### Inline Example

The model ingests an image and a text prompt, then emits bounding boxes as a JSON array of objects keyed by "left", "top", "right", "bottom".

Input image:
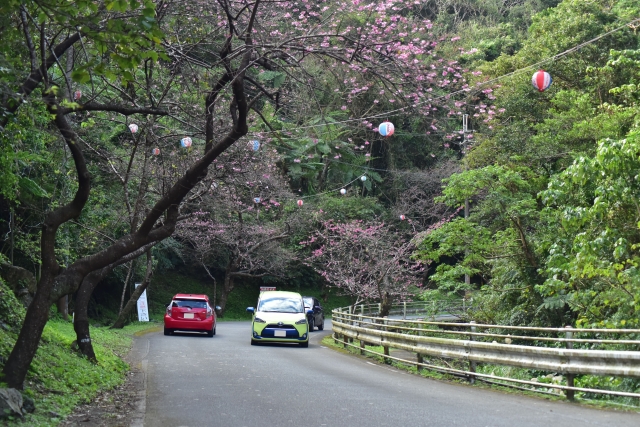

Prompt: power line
[{"left": 244, "top": 17, "right": 640, "bottom": 136}]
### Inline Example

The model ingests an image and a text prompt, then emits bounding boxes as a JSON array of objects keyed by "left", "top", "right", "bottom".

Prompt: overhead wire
[
  {"left": 245, "top": 17, "right": 640, "bottom": 203},
  {"left": 244, "top": 17, "right": 640, "bottom": 136}
]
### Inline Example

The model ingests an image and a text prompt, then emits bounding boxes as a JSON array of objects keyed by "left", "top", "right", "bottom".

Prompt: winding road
[{"left": 131, "top": 321, "right": 639, "bottom": 426}]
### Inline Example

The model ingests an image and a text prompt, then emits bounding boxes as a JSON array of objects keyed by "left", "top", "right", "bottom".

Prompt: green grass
[{"left": 0, "top": 277, "right": 157, "bottom": 426}]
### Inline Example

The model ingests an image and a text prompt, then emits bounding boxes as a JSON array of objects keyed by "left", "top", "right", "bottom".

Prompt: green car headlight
[
  {"left": 295, "top": 318, "right": 307, "bottom": 325},
  {"left": 254, "top": 317, "right": 266, "bottom": 323}
]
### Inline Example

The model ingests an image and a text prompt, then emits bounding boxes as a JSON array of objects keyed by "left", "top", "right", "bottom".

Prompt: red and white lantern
[
  {"left": 73, "top": 90, "right": 82, "bottom": 101},
  {"left": 152, "top": 148, "right": 160, "bottom": 155},
  {"left": 180, "top": 137, "right": 192, "bottom": 148},
  {"left": 297, "top": 199, "right": 304, "bottom": 207},
  {"left": 399, "top": 215, "right": 406, "bottom": 221},
  {"left": 531, "top": 69, "right": 552, "bottom": 92},
  {"left": 128, "top": 123, "right": 138, "bottom": 133}
]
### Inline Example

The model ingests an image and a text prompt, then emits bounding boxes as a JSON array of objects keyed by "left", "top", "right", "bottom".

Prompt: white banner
[{"left": 135, "top": 283, "right": 149, "bottom": 322}]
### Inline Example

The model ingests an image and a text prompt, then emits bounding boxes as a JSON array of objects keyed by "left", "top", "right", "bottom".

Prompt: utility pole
[{"left": 462, "top": 114, "right": 470, "bottom": 288}]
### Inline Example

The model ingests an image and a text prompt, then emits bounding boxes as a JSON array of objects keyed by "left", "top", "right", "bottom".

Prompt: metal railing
[{"left": 332, "top": 304, "right": 640, "bottom": 400}]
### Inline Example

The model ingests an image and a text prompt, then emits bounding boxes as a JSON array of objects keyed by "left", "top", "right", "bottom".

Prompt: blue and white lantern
[
  {"left": 249, "top": 140, "right": 260, "bottom": 151},
  {"left": 378, "top": 121, "right": 395, "bottom": 137}
]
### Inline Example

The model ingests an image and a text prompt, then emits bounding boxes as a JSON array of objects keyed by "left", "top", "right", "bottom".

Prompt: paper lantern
[
  {"left": 378, "top": 121, "right": 395, "bottom": 137},
  {"left": 360, "top": 176, "right": 367, "bottom": 182},
  {"left": 254, "top": 197, "right": 261, "bottom": 203},
  {"left": 340, "top": 188, "right": 346, "bottom": 195},
  {"left": 399, "top": 215, "right": 406, "bottom": 221},
  {"left": 531, "top": 69, "right": 552, "bottom": 92},
  {"left": 249, "top": 140, "right": 260, "bottom": 151},
  {"left": 297, "top": 200, "right": 304, "bottom": 207},
  {"left": 152, "top": 148, "right": 160, "bottom": 156},
  {"left": 128, "top": 123, "right": 138, "bottom": 133},
  {"left": 73, "top": 90, "right": 82, "bottom": 101},
  {"left": 180, "top": 137, "right": 192, "bottom": 148}
]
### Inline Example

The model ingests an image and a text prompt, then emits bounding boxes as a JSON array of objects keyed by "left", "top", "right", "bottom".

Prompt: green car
[{"left": 247, "top": 291, "right": 312, "bottom": 347}]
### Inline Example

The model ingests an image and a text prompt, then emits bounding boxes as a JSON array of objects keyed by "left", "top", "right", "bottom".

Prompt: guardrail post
[
  {"left": 383, "top": 316, "right": 390, "bottom": 364},
  {"left": 348, "top": 306, "right": 354, "bottom": 344},
  {"left": 416, "top": 321, "right": 423, "bottom": 371},
  {"left": 342, "top": 308, "right": 349, "bottom": 348},
  {"left": 333, "top": 308, "right": 340, "bottom": 344},
  {"left": 468, "top": 321, "right": 476, "bottom": 384},
  {"left": 565, "top": 326, "right": 575, "bottom": 400},
  {"left": 403, "top": 301, "right": 407, "bottom": 320}
]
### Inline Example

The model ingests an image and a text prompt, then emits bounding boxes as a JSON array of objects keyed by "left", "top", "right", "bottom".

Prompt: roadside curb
[{"left": 127, "top": 333, "right": 151, "bottom": 427}]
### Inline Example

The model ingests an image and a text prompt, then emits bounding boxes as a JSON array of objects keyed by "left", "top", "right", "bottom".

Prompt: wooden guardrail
[{"left": 332, "top": 305, "right": 640, "bottom": 400}]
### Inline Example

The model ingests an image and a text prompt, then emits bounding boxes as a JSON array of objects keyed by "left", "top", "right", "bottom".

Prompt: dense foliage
[{"left": 1, "top": 0, "right": 640, "bottom": 399}]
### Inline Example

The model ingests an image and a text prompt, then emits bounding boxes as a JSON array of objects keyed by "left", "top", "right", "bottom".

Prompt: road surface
[{"left": 132, "top": 321, "right": 639, "bottom": 426}]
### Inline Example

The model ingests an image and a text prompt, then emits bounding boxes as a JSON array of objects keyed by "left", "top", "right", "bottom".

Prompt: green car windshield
[{"left": 258, "top": 297, "right": 304, "bottom": 313}]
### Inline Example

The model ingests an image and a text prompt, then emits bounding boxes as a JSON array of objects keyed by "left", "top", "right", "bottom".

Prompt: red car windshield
[{"left": 172, "top": 299, "right": 207, "bottom": 309}]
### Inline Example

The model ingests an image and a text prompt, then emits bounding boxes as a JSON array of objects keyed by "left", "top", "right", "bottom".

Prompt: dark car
[{"left": 303, "top": 296, "right": 324, "bottom": 331}]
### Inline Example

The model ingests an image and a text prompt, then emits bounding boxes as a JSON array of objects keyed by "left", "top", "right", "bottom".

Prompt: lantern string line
[
  {"left": 238, "top": 16, "right": 640, "bottom": 135},
  {"left": 247, "top": 17, "right": 640, "bottom": 205},
  {"left": 117, "top": 17, "right": 640, "bottom": 206},
  {"left": 298, "top": 174, "right": 368, "bottom": 201}
]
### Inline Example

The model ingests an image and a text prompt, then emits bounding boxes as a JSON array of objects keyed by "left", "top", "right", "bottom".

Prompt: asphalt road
[{"left": 136, "top": 321, "right": 639, "bottom": 427}]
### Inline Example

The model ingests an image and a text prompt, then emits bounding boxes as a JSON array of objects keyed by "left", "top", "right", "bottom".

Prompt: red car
[{"left": 164, "top": 294, "right": 220, "bottom": 337}]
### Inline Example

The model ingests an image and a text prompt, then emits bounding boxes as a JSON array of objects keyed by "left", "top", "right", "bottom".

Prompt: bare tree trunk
[
  {"left": 73, "top": 271, "right": 104, "bottom": 361},
  {"left": 111, "top": 251, "right": 153, "bottom": 329},
  {"left": 118, "top": 261, "right": 135, "bottom": 315},
  {"left": 380, "top": 292, "right": 392, "bottom": 318},
  {"left": 2, "top": 2, "right": 256, "bottom": 388},
  {"left": 56, "top": 295, "right": 68, "bottom": 321},
  {"left": 218, "top": 276, "right": 234, "bottom": 316},
  {"left": 201, "top": 262, "right": 217, "bottom": 307},
  {"left": 75, "top": 243, "right": 157, "bottom": 360}
]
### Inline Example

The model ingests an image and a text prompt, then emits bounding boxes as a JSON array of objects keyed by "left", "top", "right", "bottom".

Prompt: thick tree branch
[{"left": 1, "top": 33, "right": 80, "bottom": 127}]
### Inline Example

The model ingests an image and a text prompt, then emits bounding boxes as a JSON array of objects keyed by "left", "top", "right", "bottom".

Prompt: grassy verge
[
  {"left": 1, "top": 278, "right": 158, "bottom": 426},
  {"left": 320, "top": 335, "right": 640, "bottom": 412}
]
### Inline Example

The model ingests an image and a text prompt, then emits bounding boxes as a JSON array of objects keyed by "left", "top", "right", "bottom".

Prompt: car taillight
[
  {"left": 166, "top": 306, "right": 171, "bottom": 317},
  {"left": 206, "top": 308, "right": 213, "bottom": 318}
]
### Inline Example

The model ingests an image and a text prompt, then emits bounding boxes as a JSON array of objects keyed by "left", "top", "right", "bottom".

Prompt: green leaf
[
  {"left": 19, "top": 177, "right": 49, "bottom": 198},
  {"left": 71, "top": 69, "right": 91, "bottom": 84}
]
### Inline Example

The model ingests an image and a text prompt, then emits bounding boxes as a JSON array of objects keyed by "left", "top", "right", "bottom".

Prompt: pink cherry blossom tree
[{"left": 302, "top": 220, "right": 423, "bottom": 315}]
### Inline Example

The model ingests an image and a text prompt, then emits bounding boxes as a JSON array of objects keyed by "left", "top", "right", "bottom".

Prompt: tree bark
[
  {"left": 73, "top": 271, "right": 103, "bottom": 361},
  {"left": 2, "top": 98, "right": 91, "bottom": 388},
  {"left": 0, "top": 33, "right": 80, "bottom": 128},
  {"left": 2, "top": 1, "right": 257, "bottom": 389},
  {"left": 380, "top": 291, "right": 392, "bottom": 318},
  {"left": 218, "top": 260, "right": 236, "bottom": 316},
  {"left": 111, "top": 250, "right": 153, "bottom": 329},
  {"left": 118, "top": 261, "right": 135, "bottom": 315},
  {"left": 75, "top": 243, "right": 157, "bottom": 359},
  {"left": 56, "top": 295, "right": 68, "bottom": 320}
]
